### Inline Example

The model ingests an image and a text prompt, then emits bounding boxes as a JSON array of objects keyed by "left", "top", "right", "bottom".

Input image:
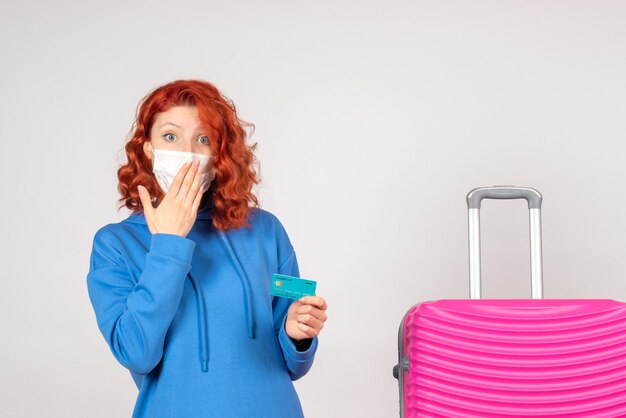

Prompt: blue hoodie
[{"left": 86, "top": 199, "right": 318, "bottom": 417}]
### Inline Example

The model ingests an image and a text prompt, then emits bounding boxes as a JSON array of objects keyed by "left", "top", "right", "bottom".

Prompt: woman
[{"left": 86, "top": 79, "right": 328, "bottom": 418}]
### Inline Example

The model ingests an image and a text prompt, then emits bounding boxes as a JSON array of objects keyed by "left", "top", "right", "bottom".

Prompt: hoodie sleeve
[
  {"left": 272, "top": 249, "right": 319, "bottom": 381},
  {"left": 86, "top": 228, "right": 196, "bottom": 376}
]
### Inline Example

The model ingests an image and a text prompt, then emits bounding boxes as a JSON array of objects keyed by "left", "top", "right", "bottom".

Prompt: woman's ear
[{"left": 143, "top": 140, "right": 153, "bottom": 162}]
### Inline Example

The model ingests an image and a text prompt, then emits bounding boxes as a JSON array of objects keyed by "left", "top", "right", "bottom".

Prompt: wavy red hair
[{"left": 116, "top": 79, "right": 260, "bottom": 231}]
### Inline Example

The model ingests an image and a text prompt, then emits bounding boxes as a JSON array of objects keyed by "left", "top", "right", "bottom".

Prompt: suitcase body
[{"left": 393, "top": 187, "right": 626, "bottom": 417}]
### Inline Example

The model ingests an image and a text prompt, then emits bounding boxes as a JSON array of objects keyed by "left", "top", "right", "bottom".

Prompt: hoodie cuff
[
  {"left": 150, "top": 233, "right": 196, "bottom": 265},
  {"left": 279, "top": 314, "right": 318, "bottom": 360},
  {"left": 291, "top": 337, "right": 313, "bottom": 351}
]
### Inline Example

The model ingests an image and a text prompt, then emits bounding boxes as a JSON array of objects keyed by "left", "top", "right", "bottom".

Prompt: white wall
[{"left": 1, "top": 1, "right": 625, "bottom": 416}]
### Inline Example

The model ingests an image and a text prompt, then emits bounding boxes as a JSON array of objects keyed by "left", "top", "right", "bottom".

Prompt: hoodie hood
[{"left": 124, "top": 196, "right": 256, "bottom": 373}]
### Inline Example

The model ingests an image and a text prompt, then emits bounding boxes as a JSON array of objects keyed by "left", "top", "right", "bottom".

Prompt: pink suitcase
[{"left": 393, "top": 186, "right": 626, "bottom": 417}]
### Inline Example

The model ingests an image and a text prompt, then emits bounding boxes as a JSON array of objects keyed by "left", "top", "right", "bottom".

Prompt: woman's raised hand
[
  {"left": 285, "top": 296, "right": 328, "bottom": 341},
  {"left": 137, "top": 159, "right": 206, "bottom": 237}
]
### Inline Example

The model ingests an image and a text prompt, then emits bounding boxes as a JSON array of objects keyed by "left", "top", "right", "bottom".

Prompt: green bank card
[{"left": 271, "top": 273, "right": 317, "bottom": 300}]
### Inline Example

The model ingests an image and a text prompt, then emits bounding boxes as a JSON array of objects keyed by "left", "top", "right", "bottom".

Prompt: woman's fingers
[
  {"left": 137, "top": 185, "right": 154, "bottom": 215},
  {"left": 176, "top": 159, "right": 200, "bottom": 201},
  {"left": 296, "top": 322, "right": 320, "bottom": 338},
  {"left": 293, "top": 295, "right": 328, "bottom": 335},
  {"left": 136, "top": 185, "right": 156, "bottom": 233},
  {"left": 285, "top": 297, "right": 328, "bottom": 340},
  {"left": 137, "top": 185, "right": 149, "bottom": 207},
  {"left": 166, "top": 160, "right": 194, "bottom": 199},
  {"left": 297, "top": 296, "right": 327, "bottom": 311},
  {"left": 185, "top": 161, "right": 204, "bottom": 209},
  {"left": 191, "top": 177, "right": 205, "bottom": 213},
  {"left": 297, "top": 305, "right": 328, "bottom": 322},
  {"left": 296, "top": 313, "right": 325, "bottom": 331}
]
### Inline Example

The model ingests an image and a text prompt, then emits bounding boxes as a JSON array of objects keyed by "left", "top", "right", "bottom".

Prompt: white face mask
[{"left": 149, "top": 142, "right": 216, "bottom": 194}]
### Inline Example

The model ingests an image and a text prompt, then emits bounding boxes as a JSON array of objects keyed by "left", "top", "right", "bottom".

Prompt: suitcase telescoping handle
[{"left": 466, "top": 186, "right": 544, "bottom": 299}]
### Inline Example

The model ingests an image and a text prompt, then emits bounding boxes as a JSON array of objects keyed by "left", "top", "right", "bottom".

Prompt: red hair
[{"left": 116, "top": 79, "right": 261, "bottom": 231}]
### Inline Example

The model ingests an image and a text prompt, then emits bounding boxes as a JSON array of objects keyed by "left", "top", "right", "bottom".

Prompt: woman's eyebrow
[
  {"left": 161, "top": 122, "right": 182, "bottom": 129},
  {"left": 160, "top": 122, "right": 205, "bottom": 132}
]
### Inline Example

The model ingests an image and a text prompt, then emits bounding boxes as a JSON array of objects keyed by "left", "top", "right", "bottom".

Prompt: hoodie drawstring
[
  {"left": 186, "top": 230, "right": 256, "bottom": 373},
  {"left": 217, "top": 231, "right": 255, "bottom": 339},
  {"left": 188, "top": 271, "right": 209, "bottom": 372}
]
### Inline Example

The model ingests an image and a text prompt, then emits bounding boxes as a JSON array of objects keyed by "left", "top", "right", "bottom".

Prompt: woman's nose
[{"left": 178, "top": 141, "right": 196, "bottom": 153}]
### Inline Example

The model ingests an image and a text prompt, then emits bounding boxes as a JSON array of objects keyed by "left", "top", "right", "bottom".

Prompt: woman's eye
[
  {"left": 198, "top": 135, "right": 209, "bottom": 144},
  {"left": 163, "top": 133, "right": 176, "bottom": 141}
]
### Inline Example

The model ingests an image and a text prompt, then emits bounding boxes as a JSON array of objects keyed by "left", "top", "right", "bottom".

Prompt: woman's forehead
[{"left": 154, "top": 105, "right": 200, "bottom": 126}]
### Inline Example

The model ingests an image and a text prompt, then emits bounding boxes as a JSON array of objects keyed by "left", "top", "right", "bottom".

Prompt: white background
[{"left": 1, "top": 1, "right": 626, "bottom": 417}]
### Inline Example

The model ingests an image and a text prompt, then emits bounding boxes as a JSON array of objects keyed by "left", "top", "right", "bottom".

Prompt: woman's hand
[
  {"left": 137, "top": 159, "right": 206, "bottom": 238},
  {"left": 285, "top": 295, "right": 328, "bottom": 341}
]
